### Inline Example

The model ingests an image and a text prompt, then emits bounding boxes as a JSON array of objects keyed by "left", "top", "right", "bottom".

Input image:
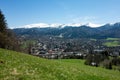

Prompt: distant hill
[
  {"left": 0, "top": 48, "right": 120, "bottom": 80},
  {"left": 13, "top": 22, "right": 120, "bottom": 39}
]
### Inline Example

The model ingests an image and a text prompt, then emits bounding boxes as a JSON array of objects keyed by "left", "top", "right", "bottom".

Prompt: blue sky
[{"left": 0, "top": 0, "right": 120, "bottom": 28}]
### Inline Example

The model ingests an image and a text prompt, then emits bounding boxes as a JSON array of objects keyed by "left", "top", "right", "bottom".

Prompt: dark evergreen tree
[
  {"left": 0, "top": 10, "right": 8, "bottom": 48},
  {"left": 0, "top": 10, "right": 7, "bottom": 34}
]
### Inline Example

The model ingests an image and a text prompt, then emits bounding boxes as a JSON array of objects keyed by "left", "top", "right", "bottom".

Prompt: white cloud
[
  {"left": 83, "top": 16, "right": 96, "bottom": 20},
  {"left": 72, "top": 16, "right": 98, "bottom": 24}
]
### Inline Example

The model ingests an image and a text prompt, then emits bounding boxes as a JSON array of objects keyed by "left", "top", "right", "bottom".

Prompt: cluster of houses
[{"left": 29, "top": 37, "right": 120, "bottom": 59}]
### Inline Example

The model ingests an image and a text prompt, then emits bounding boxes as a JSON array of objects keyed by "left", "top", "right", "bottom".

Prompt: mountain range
[
  {"left": 15, "top": 23, "right": 101, "bottom": 28},
  {"left": 13, "top": 22, "right": 120, "bottom": 39}
]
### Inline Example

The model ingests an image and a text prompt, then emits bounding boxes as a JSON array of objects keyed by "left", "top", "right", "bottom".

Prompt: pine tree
[
  {"left": 0, "top": 10, "right": 8, "bottom": 48},
  {"left": 0, "top": 10, "right": 7, "bottom": 34}
]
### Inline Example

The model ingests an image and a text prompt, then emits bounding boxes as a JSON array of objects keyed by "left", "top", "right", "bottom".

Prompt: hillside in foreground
[{"left": 0, "top": 48, "right": 120, "bottom": 80}]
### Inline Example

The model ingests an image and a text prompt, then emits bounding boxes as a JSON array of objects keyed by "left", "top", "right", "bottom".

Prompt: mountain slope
[
  {"left": 13, "top": 22, "right": 120, "bottom": 39},
  {"left": 13, "top": 26, "right": 99, "bottom": 38},
  {"left": 0, "top": 48, "right": 120, "bottom": 80},
  {"left": 95, "top": 22, "right": 120, "bottom": 38}
]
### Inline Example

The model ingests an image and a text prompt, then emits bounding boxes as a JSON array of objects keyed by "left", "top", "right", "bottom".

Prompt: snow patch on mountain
[
  {"left": 17, "top": 23, "right": 103, "bottom": 29},
  {"left": 86, "top": 23, "right": 103, "bottom": 27},
  {"left": 19, "top": 23, "right": 49, "bottom": 28},
  {"left": 62, "top": 23, "right": 82, "bottom": 27}
]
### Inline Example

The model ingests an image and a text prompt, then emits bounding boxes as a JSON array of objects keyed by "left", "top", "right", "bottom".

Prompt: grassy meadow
[
  {"left": 0, "top": 48, "right": 120, "bottom": 80},
  {"left": 103, "top": 41, "right": 120, "bottom": 47},
  {"left": 103, "top": 38, "right": 120, "bottom": 47}
]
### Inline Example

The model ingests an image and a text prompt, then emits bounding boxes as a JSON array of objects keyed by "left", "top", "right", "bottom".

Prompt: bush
[
  {"left": 85, "top": 53, "right": 109, "bottom": 67},
  {"left": 112, "top": 57, "right": 120, "bottom": 66},
  {"left": 84, "top": 54, "right": 93, "bottom": 65},
  {"left": 101, "top": 59, "right": 112, "bottom": 69},
  {"left": 85, "top": 54, "right": 102, "bottom": 67}
]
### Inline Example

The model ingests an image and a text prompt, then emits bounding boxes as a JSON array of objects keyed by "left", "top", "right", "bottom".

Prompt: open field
[
  {"left": 106, "top": 38, "right": 120, "bottom": 41},
  {"left": 0, "top": 48, "right": 120, "bottom": 80},
  {"left": 103, "top": 41, "right": 120, "bottom": 47}
]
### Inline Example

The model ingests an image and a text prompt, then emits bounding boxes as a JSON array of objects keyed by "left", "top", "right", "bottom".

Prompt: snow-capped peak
[
  {"left": 63, "top": 23, "right": 82, "bottom": 27},
  {"left": 86, "top": 23, "right": 103, "bottom": 27},
  {"left": 16, "top": 22, "right": 103, "bottom": 29},
  {"left": 49, "top": 23, "right": 62, "bottom": 28},
  {"left": 19, "top": 23, "right": 50, "bottom": 28},
  {"left": 18, "top": 23, "right": 82, "bottom": 29}
]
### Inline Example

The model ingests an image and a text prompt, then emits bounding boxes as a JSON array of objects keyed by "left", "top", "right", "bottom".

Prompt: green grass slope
[{"left": 0, "top": 48, "right": 120, "bottom": 80}]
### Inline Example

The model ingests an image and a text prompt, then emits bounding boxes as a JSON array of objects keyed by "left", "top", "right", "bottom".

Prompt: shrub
[
  {"left": 101, "top": 59, "right": 112, "bottom": 69},
  {"left": 112, "top": 57, "right": 120, "bottom": 66},
  {"left": 85, "top": 53, "right": 109, "bottom": 67}
]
